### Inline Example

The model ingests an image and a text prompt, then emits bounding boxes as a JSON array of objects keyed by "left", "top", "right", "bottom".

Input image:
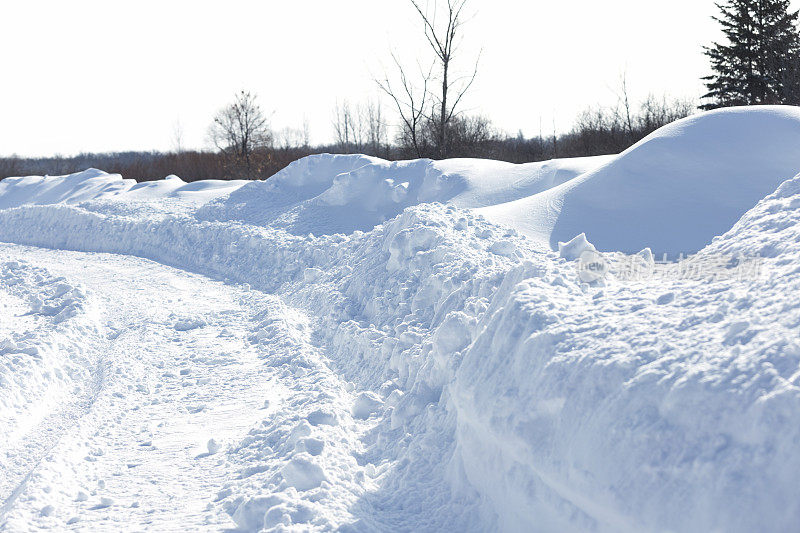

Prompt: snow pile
[
  {"left": 120, "top": 175, "right": 247, "bottom": 202},
  {"left": 197, "top": 153, "right": 609, "bottom": 235},
  {"left": 0, "top": 169, "right": 248, "bottom": 212},
  {"left": 5, "top": 106, "right": 800, "bottom": 255},
  {"left": 705, "top": 171, "right": 800, "bottom": 261},
  {"left": 0, "top": 200, "right": 532, "bottom": 529},
  {"left": 0, "top": 169, "right": 134, "bottom": 209},
  {"left": 481, "top": 106, "right": 800, "bottom": 254},
  {"left": 0, "top": 155, "right": 609, "bottom": 238},
  {"left": 0, "top": 261, "right": 100, "bottom": 439},
  {"left": 557, "top": 232, "right": 597, "bottom": 260},
  {"left": 197, "top": 157, "right": 463, "bottom": 235}
]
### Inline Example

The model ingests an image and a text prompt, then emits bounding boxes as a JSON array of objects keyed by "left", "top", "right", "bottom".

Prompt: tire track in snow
[
  {"left": 0, "top": 357, "right": 106, "bottom": 523},
  {"left": 0, "top": 203, "right": 532, "bottom": 530},
  {"left": 0, "top": 244, "right": 374, "bottom": 531},
  {"left": 0, "top": 257, "right": 107, "bottom": 521},
  {"left": 0, "top": 245, "right": 287, "bottom": 529}
]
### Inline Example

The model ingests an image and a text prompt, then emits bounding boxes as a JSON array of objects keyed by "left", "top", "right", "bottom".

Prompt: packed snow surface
[{"left": 1, "top": 106, "right": 800, "bottom": 532}]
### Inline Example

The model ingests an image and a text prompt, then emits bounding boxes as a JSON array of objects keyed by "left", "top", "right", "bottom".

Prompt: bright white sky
[{"left": 2, "top": 0, "right": 798, "bottom": 157}]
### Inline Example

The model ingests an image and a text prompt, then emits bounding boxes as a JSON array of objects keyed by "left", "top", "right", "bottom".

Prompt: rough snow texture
[
  {"left": 1, "top": 107, "right": 800, "bottom": 532},
  {"left": 0, "top": 260, "right": 101, "bottom": 454}
]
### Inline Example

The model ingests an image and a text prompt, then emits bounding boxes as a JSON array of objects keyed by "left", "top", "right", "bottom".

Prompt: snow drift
[
  {"left": 0, "top": 168, "right": 247, "bottom": 210},
  {"left": 121, "top": 174, "right": 247, "bottom": 201},
  {"left": 1, "top": 106, "right": 800, "bottom": 531},
  {"left": 196, "top": 153, "right": 610, "bottom": 235},
  {"left": 7, "top": 106, "right": 800, "bottom": 255},
  {"left": 0, "top": 169, "right": 134, "bottom": 209},
  {"left": 481, "top": 105, "right": 800, "bottom": 254}
]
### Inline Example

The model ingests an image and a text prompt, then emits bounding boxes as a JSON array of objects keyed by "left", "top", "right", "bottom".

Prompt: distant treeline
[{"left": 0, "top": 95, "right": 692, "bottom": 182}]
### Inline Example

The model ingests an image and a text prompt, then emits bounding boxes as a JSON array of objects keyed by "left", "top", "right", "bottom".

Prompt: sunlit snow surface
[{"left": 1, "top": 106, "right": 800, "bottom": 531}]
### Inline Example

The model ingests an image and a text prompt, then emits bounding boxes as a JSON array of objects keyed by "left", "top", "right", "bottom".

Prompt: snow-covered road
[{"left": 0, "top": 244, "right": 370, "bottom": 530}]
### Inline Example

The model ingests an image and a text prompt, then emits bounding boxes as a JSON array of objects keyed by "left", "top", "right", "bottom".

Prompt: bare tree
[
  {"left": 276, "top": 126, "right": 308, "bottom": 150},
  {"left": 377, "top": 53, "right": 432, "bottom": 157},
  {"left": 364, "top": 100, "right": 388, "bottom": 154},
  {"left": 171, "top": 118, "right": 184, "bottom": 154},
  {"left": 301, "top": 117, "right": 311, "bottom": 148},
  {"left": 552, "top": 117, "right": 558, "bottom": 158},
  {"left": 333, "top": 99, "right": 388, "bottom": 154},
  {"left": 409, "top": 0, "right": 480, "bottom": 158},
  {"left": 445, "top": 114, "right": 495, "bottom": 156},
  {"left": 209, "top": 90, "right": 272, "bottom": 175},
  {"left": 333, "top": 100, "right": 360, "bottom": 150},
  {"left": 636, "top": 95, "right": 695, "bottom": 135},
  {"left": 616, "top": 72, "right": 635, "bottom": 140}
]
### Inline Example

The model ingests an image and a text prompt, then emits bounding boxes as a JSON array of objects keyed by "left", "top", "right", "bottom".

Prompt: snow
[
  {"left": 281, "top": 455, "right": 327, "bottom": 491},
  {"left": 351, "top": 391, "right": 384, "bottom": 420},
  {"left": 1, "top": 106, "right": 800, "bottom": 531},
  {"left": 557, "top": 232, "right": 596, "bottom": 260},
  {"left": 0, "top": 169, "right": 134, "bottom": 209},
  {"left": 481, "top": 105, "right": 800, "bottom": 254},
  {"left": 0, "top": 168, "right": 248, "bottom": 211},
  {"left": 0, "top": 260, "right": 100, "bottom": 452},
  {"left": 122, "top": 175, "right": 248, "bottom": 202},
  {"left": 195, "top": 153, "right": 610, "bottom": 235}
]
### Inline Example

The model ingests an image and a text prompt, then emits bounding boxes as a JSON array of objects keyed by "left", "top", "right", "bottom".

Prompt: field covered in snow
[{"left": 1, "top": 106, "right": 800, "bottom": 532}]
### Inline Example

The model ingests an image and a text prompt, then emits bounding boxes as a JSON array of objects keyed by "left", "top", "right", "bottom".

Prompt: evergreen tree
[{"left": 702, "top": 0, "right": 800, "bottom": 109}]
